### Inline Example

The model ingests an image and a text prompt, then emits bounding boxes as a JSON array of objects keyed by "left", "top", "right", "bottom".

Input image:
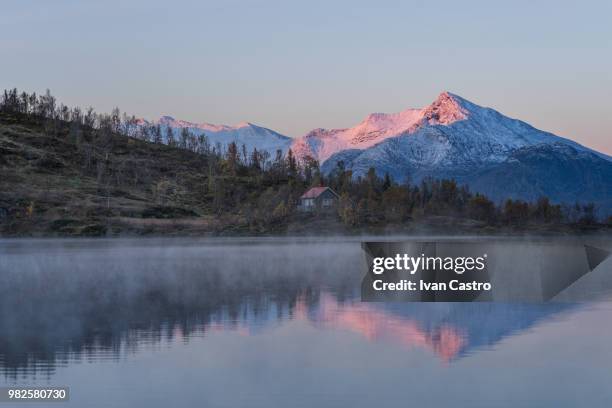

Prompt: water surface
[{"left": 1, "top": 237, "right": 611, "bottom": 407}]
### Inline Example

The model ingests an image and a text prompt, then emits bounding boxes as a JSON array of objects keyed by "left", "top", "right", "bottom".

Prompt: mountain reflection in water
[{"left": 0, "top": 238, "right": 589, "bottom": 381}]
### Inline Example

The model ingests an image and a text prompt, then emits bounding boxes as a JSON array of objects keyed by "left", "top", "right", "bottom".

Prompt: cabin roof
[{"left": 300, "top": 186, "right": 339, "bottom": 199}]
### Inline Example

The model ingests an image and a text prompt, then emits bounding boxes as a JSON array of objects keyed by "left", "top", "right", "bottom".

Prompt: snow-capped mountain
[
  {"left": 292, "top": 92, "right": 612, "bottom": 211},
  {"left": 293, "top": 92, "right": 608, "bottom": 165},
  {"left": 140, "top": 116, "right": 292, "bottom": 155},
  {"left": 291, "top": 92, "right": 472, "bottom": 163},
  {"left": 138, "top": 93, "right": 611, "bottom": 210},
  {"left": 290, "top": 108, "right": 424, "bottom": 162}
]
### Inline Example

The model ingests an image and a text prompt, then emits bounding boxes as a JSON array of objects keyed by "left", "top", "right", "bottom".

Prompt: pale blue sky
[{"left": 2, "top": 0, "right": 611, "bottom": 153}]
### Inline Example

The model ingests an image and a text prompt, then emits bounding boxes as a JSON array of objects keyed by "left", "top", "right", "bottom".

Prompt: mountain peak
[
  {"left": 421, "top": 91, "right": 469, "bottom": 125},
  {"left": 235, "top": 121, "right": 253, "bottom": 129}
]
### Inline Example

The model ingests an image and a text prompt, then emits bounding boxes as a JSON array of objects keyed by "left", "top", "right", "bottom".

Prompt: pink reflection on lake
[{"left": 310, "top": 294, "right": 466, "bottom": 362}]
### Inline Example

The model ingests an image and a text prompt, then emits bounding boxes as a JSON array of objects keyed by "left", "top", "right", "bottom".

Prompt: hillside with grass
[{"left": 0, "top": 108, "right": 313, "bottom": 236}]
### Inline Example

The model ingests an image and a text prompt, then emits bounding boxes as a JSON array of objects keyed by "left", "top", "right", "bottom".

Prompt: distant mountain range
[
  {"left": 146, "top": 92, "right": 612, "bottom": 210},
  {"left": 137, "top": 115, "right": 292, "bottom": 156}
]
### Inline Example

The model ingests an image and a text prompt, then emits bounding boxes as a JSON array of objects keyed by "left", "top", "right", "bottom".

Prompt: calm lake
[{"left": 1, "top": 237, "right": 612, "bottom": 407}]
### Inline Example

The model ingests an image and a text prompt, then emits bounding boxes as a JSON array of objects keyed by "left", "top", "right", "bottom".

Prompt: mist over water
[{"left": 1, "top": 237, "right": 612, "bottom": 407}]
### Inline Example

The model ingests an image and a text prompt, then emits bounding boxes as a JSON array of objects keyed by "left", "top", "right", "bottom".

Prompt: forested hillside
[{"left": 0, "top": 89, "right": 609, "bottom": 236}]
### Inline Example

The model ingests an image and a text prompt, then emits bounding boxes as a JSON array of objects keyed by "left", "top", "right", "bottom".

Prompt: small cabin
[{"left": 299, "top": 187, "right": 339, "bottom": 212}]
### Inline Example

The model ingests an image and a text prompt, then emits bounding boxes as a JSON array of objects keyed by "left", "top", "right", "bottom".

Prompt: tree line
[
  {"left": 325, "top": 162, "right": 600, "bottom": 227},
  {"left": 1, "top": 88, "right": 607, "bottom": 230}
]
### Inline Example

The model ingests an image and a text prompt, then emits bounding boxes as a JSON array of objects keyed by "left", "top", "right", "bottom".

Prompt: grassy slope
[
  {"left": 0, "top": 113, "right": 233, "bottom": 236},
  {"left": 0, "top": 113, "right": 357, "bottom": 236}
]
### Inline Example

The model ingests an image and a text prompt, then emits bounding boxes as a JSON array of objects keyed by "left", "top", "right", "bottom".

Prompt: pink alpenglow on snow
[{"left": 289, "top": 92, "right": 470, "bottom": 162}]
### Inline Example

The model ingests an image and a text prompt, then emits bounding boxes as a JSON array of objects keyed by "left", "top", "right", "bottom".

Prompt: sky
[{"left": 1, "top": 0, "right": 611, "bottom": 154}]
